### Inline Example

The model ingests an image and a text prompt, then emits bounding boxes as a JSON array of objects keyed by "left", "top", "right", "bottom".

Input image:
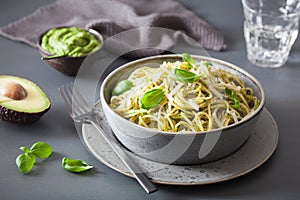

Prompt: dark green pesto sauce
[{"left": 41, "top": 27, "right": 100, "bottom": 57}]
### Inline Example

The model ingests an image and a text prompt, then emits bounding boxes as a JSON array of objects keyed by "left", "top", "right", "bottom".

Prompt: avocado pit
[{"left": 0, "top": 82, "right": 27, "bottom": 100}]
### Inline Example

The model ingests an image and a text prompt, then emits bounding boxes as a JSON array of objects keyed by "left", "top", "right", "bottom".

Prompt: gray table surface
[{"left": 1, "top": 0, "right": 300, "bottom": 199}]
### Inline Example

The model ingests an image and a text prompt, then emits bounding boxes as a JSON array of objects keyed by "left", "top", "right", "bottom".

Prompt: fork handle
[{"left": 88, "top": 119, "right": 158, "bottom": 194}]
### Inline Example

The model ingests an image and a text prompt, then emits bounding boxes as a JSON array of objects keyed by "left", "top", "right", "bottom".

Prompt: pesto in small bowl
[{"left": 41, "top": 27, "right": 100, "bottom": 57}]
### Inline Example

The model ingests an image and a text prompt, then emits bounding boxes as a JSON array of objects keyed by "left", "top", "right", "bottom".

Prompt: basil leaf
[
  {"left": 112, "top": 80, "right": 133, "bottom": 96},
  {"left": 140, "top": 89, "right": 164, "bottom": 110},
  {"left": 16, "top": 153, "right": 36, "bottom": 173},
  {"left": 182, "top": 53, "right": 194, "bottom": 69},
  {"left": 225, "top": 88, "right": 233, "bottom": 96},
  {"left": 30, "top": 142, "right": 52, "bottom": 159},
  {"left": 232, "top": 99, "right": 240, "bottom": 110},
  {"left": 182, "top": 53, "right": 194, "bottom": 64},
  {"left": 174, "top": 69, "right": 200, "bottom": 83},
  {"left": 225, "top": 88, "right": 240, "bottom": 110},
  {"left": 203, "top": 61, "right": 212, "bottom": 68},
  {"left": 62, "top": 157, "right": 93, "bottom": 173},
  {"left": 19, "top": 146, "right": 29, "bottom": 153}
]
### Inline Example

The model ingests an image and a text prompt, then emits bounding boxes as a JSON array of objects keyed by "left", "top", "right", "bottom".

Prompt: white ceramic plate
[{"left": 82, "top": 107, "right": 278, "bottom": 185}]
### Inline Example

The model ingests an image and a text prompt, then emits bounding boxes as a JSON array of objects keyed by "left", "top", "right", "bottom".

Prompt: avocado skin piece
[{"left": 0, "top": 105, "right": 50, "bottom": 124}]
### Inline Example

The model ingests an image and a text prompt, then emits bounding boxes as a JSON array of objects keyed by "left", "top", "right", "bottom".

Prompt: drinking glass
[{"left": 242, "top": 0, "right": 300, "bottom": 68}]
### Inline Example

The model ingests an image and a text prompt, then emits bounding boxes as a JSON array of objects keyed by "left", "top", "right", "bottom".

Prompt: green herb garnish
[
  {"left": 16, "top": 142, "right": 52, "bottom": 173},
  {"left": 225, "top": 88, "right": 240, "bottom": 110},
  {"left": 62, "top": 157, "right": 93, "bottom": 173},
  {"left": 16, "top": 153, "right": 36, "bottom": 173},
  {"left": 182, "top": 53, "right": 194, "bottom": 69},
  {"left": 29, "top": 141, "right": 53, "bottom": 158},
  {"left": 140, "top": 88, "right": 164, "bottom": 110},
  {"left": 175, "top": 69, "right": 200, "bottom": 83},
  {"left": 112, "top": 80, "right": 133, "bottom": 96},
  {"left": 203, "top": 61, "right": 212, "bottom": 68}
]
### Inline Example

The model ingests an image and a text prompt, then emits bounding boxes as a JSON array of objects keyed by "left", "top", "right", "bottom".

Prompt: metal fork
[{"left": 59, "top": 83, "right": 157, "bottom": 194}]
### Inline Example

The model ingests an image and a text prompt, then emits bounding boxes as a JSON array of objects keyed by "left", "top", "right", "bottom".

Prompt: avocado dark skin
[{"left": 0, "top": 105, "right": 50, "bottom": 124}]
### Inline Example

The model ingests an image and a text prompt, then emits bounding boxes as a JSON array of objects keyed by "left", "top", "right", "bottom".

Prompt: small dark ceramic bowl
[
  {"left": 100, "top": 54, "right": 265, "bottom": 165},
  {"left": 37, "top": 27, "right": 103, "bottom": 76}
]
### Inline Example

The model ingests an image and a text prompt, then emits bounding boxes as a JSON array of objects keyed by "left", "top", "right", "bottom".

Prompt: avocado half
[{"left": 0, "top": 75, "right": 50, "bottom": 124}]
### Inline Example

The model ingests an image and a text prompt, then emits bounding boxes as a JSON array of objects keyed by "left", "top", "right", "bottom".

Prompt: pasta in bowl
[{"left": 100, "top": 54, "right": 265, "bottom": 164}]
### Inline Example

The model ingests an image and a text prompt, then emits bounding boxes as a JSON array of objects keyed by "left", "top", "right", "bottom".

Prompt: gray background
[{"left": 0, "top": 0, "right": 299, "bottom": 199}]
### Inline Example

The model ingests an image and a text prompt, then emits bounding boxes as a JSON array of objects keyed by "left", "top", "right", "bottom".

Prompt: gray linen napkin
[{"left": 0, "top": 0, "right": 226, "bottom": 58}]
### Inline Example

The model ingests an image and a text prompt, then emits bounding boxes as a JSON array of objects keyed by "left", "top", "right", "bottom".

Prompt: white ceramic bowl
[{"left": 100, "top": 54, "right": 265, "bottom": 165}]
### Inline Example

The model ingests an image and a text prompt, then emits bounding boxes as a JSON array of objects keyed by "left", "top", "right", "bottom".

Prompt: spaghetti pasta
[{"left": 109, "top": 56, "right": 260, "bottom": 132}]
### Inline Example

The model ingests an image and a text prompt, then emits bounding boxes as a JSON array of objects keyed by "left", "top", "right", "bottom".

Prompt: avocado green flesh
[
  {"left": 41, "top": 27, "right": 100, "bottom": 57},
  {"left": 0, "top": 75, "right": 50, "bottom": 123}
]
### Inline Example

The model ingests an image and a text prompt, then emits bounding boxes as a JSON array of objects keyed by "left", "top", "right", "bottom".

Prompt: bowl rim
[
  {"left": 37, "top": 26, "right": 103, "bottom": 59},
  {"left": 100, "top": 54, "right": 265, "bottom": 136}
]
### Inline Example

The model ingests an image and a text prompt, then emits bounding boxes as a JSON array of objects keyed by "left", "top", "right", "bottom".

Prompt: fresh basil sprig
[
  {"left": 140, "top": 88, "right": 164, "bottom": 110},
  {"left": 16, "top": 142, "right": 52, "bottom": 173},
  {"left": 182, "top": 53, "right": 194, "bottom": 69},
  {"left": 225, "top": 88, "right": 240, "bottom": 110},
  {"left": 174, "top": 69, "right": 200, "bottom": 83},
  {"left": 112, "top": 80, "right": 133, "bottom": 96},
  {"left": 62, "top": 157, "right": 93, "bottom": 173}
]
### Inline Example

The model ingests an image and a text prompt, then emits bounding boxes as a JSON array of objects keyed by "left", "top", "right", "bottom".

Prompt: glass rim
[{"left": 241, "top": 0, "right": 300, "bottom": 18}]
